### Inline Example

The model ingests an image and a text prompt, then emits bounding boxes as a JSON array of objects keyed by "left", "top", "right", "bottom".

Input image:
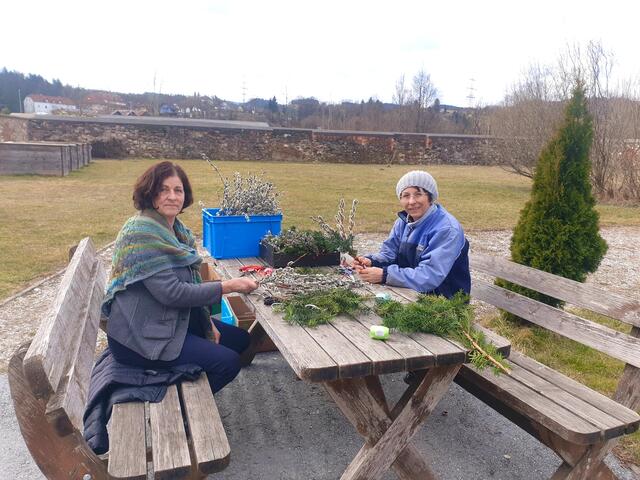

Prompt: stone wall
[
  {"left": 0, "top": 114, "right": 502, "bottom": 165},
  {"left": 0, "top": 116, "right": 29, "bottom": 142}
]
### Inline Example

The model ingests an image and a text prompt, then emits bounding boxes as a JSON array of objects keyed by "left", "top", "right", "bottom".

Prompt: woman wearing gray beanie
[{"left": 352, "top": 170, "right": 470, "bottom": 298}]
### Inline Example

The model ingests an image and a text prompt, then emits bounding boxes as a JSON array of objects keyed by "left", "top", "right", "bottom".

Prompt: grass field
[
  {"left": 2, "top": 158, "right": 639, "bottom": 300},
  {"left": 1, "top": 158, "right": 639, "bottom": 464}
]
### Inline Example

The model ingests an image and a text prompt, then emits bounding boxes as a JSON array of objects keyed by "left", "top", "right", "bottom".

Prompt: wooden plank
[
  {"left": 472, "top": 279, "right": 640, "bottom": 368},
  {"left": 180, "top": 374, "right": 230, "bottom": 474},
  {"left": 511, "top": 351, "right": 640, "bottom": 430},
  {"left": 303, "top": 320, "right": 373, "bottom": 379},
  {"left": 409, "top": 332, "right": 467, "bottom": 365},
  {"left": 45, "top": 259, "right": 106, "bottom": 435},
  {"left": 330, "top": 315, "right": 405, "bottom": 376},
  {"left": 108, "top": 402, "right": 147, "bottom": 480},
  {"left": 24, "top": 237, "right": 97, "bottom": 398},
  {"left": 217, "top": 258, "right": 338, "bottom": 382},
  {"left": 508, "top": 361, "right": 629, "bottom": 433},
  {"left": 474, "top": 324, "right": 511, "bottom": 357},
  {"left": 351, "top": 311, "right": 436, "bottom": 372},
  {"left": 8, "top": 342, "right": 109, "bottom": 480},
  {"left": 471, "top": 253, "right": 640, "bottom": 327},
  {"left": 458, "top": 362, "right": 607, "bottom": 445},
  {"left": 149, "top": 385, "right": 191, "bottom": 479}
]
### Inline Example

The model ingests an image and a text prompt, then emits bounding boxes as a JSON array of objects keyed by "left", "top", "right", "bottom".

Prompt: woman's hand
[
  {"left": 221, "top": 277, "right": 259, "bottom": 294},
  {"left": 357, "top": 266, "right": 384, "bottom": 284},
  {"left": 352, "top": 256, "right": 372, "bottom": 270}
]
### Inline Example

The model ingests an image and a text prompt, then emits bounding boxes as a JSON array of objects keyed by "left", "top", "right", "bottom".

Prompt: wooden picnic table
[{"left": 216, "top": 257, "right": 511, "bottom": 480}]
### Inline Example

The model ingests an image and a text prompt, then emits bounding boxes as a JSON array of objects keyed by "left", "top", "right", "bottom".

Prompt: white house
[{"left": 23, "top": 94, "right": 77, "bottom": 114}]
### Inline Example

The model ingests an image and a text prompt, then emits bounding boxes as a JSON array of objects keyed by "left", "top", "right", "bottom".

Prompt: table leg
[
  {"left": 325, "top": 365, "right": 460, "bottom": 480},
  {"left": 239, "top": 320, "right": 267, "bottom": 367}
]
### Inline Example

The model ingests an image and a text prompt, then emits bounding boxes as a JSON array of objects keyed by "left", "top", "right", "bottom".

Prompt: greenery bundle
[
  {"left": 501, "top": 84, "right": 607, "bottom": 309},
  {"left": 375, "top": 292, "right": 509, "bottom": 374},
  {"left": 262, "top": 227, "right": 344, "bottom": 257},
  {"left": 274, "top": 287, "right": 508, "bottom": 374},
  {"left": 275, "top": 288, "right": 367, "bottom": 327}
]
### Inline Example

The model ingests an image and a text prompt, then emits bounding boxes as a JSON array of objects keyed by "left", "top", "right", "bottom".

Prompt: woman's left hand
[
  {"left": 210, "top": 320, "right": 221, "bottom": 344},
  {"left": 357, "top": 266, "right": 384, "bottom": 284}
]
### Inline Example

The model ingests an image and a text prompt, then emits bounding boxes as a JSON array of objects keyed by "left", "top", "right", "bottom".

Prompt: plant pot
[
  {"left": 259, "top": 241, "right": 340, "bottom": 268},
  {"left": 202, "top": 208, "right": 282, "bottom": 259}
]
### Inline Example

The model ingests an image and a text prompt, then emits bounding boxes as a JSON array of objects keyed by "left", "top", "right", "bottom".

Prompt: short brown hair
[{"left": 132, "top": 161, "right": 194, "bottom": 211}]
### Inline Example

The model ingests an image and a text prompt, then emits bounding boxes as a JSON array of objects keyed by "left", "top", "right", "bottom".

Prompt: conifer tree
[{"left": 502, "top": 84, "right": 607, "bottom": 308}]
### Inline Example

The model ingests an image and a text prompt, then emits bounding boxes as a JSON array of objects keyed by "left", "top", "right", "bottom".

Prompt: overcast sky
[{"left": 2, "top": 0, "right": 639, "bottom": 107}]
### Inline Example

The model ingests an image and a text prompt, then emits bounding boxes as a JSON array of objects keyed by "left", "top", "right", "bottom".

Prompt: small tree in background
[{"left": 501, "top": 83, "right": 607, "bottom": 308}]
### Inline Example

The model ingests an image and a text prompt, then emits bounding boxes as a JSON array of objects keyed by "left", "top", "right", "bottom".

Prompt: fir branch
[
  {"left": 375, "top": 292, "right": 510, "bottom": 375},
  {"left": 461, "top": 330, "right": 511, "bottom": 374},
  {"left": 275, "top": 288, "right": 368, "bottom": 327}
]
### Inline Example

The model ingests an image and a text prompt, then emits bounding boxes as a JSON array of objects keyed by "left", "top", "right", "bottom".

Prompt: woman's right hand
[
  {"left": 221, "top": 277, "right": 259, "bottom": 294},
  {"left": 353, "top": 256, "right": 372, "bottom": 269}
]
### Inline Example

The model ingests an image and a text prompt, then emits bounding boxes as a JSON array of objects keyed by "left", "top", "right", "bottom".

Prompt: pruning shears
[{"left": 239, "top": 265, "right": 273, "bottom": 276}]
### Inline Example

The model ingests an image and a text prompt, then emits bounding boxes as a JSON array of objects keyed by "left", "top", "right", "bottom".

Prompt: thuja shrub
[{"left": 499, "top": 84, "right": 607, "bottom": 309}]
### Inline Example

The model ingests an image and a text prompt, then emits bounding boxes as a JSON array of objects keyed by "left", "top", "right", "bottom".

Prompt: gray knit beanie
[{"left": 396, "top": 170, "right": 438, "bottom": 201}]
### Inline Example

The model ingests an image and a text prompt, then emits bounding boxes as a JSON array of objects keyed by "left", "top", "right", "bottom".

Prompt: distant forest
[{"left": 0, "top": 67, "right": 482, "bottom": 135}]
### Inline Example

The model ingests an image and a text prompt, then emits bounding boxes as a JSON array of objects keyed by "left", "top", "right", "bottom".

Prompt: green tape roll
[{"left": 370, "top": 325, "right": 390, "bottom": 340}]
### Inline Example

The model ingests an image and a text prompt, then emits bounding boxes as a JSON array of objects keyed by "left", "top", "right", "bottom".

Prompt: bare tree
[
  {"left": 486, "top": 63, "right": 564, "bottom": 178},
  {"left": 393, "top": 74, "right": 408, "bottom": 106},
  {"left": 411, "top": 69, "right": 438, "bottom": 132},
  {"left": 487, "top": 40, "right": 640, "bottom": 204}
]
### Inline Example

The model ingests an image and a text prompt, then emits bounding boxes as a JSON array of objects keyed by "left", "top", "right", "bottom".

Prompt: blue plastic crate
[
  {"left": 220, "top": 296, "right": 235, "bottom": 325},
  {"left": 202, "top": 208, "right": 282, "bottom": 259}
]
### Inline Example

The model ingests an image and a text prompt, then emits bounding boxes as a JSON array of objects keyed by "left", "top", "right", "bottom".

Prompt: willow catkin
[
  {"left": 201, "top": 154, "right": 281, "bottom": 216},
  {"left": 348, "top": 199, "right": 358, "bottom": 237}
]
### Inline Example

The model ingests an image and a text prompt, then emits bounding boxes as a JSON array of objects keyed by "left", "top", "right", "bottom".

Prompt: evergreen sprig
[
  {"left": 262, "top": 227, "right": 345, "bottom": 257},
  {"left": 375, "top": 292, "right": 510, "bottom": 375},
  {"left": 275, "top": 288, "right": 368, "bottom": 327}
]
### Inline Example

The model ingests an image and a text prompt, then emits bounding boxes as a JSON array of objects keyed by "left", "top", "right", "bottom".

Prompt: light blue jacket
[{"left": 367, "top": 205, "right": 470, "bottom": 297}]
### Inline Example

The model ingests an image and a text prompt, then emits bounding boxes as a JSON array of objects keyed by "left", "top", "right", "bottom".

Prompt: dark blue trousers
[{"left": 108, "top": 319, "right": 250, "bottom": 393}]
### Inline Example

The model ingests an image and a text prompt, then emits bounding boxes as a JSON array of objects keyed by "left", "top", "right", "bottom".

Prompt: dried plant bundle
[{"left": 201, "top": 153, "right": 281, "bottom": 217}]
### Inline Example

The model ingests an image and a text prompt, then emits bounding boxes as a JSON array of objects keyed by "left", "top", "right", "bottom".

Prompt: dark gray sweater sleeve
[{"left": 142, "top": 268, "right": 222, "bottom": 308}]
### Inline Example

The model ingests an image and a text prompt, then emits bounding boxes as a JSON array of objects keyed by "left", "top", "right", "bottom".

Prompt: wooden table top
[{"left": 215, "top": 257, "right": 510, "bottom": 383}]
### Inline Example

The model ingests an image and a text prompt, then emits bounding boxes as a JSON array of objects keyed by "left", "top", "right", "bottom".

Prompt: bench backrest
[
  {"left": 470, "top": 252, "right": 640, "bottom": 411},
  {"left": 22, "top": 237, "right": 106, "bottom": 435}
]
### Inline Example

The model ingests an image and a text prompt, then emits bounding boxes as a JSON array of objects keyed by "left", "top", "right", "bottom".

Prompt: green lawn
[
  {"left": 2, "top": 158, "right": 638, "bottom": 299},
  {"left": 1, "top": 158, "right": 639, "bottom": 464}
]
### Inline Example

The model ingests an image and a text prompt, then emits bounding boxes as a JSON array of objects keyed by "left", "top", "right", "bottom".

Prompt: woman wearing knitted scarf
[{"left": 102, "top": 161, "right": 258, "bottom": 393}]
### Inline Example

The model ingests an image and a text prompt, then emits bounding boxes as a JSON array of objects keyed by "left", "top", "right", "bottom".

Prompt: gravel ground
[{"left": 0, "top": 227, "right": 638, "bottom": 479}]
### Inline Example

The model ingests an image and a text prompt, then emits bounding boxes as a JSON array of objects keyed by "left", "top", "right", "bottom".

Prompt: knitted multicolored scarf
[{"left": 102, "top": 209, "right": 203, "bottom": 316}]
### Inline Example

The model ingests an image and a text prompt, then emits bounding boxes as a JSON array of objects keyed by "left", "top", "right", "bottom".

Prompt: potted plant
[
  {"left": 260, "top": 227, "right": 342, "bottom": 267},
  {"left": 260, "top": 199, "right": 358, "bottom": 267},
  {"left": 201, "top": 154, "right": 282, "bottom": 259}
]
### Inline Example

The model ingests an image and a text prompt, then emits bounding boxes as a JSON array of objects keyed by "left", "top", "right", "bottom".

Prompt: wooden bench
[
  {"left": 8, "top": 237, "right": 231, "bottom": 479},
  {"left": 455, "top": 253, "right": 640, "bottom": 479}
]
